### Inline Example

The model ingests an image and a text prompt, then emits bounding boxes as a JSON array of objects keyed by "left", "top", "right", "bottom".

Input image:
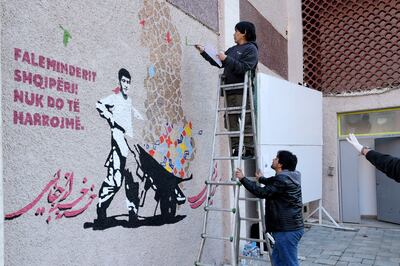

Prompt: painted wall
[
  {"left": 323, "top": 90, "right": 400, "bottom": 221},
  {"left": 0, "top": 6, "right": 4, "bottom": 265},
  {"left": 1, "top": 0, "right": 228, "bottom": 265},
  {"left": 237, "top": 0, "right": 303, "bottom": 83}
]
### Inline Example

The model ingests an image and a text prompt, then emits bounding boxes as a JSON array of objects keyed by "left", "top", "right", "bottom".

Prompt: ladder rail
[
  {"left": 196, "top": 71, "right": 274, "bottom": 266},
  {"left": 196, "top": 75, "right": 224, "bottom": 263},
  {"left": 248, "top": 73, "right": 274, "bottom": 261}
]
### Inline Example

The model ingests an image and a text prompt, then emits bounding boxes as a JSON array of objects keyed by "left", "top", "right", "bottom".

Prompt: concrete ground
[{"left": 240, "top": 219, "right": 400, "bottom": 266}]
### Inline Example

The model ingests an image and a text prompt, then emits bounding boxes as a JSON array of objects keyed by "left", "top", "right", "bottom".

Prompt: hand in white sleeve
[{"left": 346, "top": 133, "right": 363, "bottom": 153}]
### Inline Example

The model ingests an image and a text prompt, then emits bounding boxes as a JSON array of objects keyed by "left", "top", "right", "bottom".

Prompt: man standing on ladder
[
  {"left": 195, "top": 21, "right": 259, "bottom": 156},
  {"left": 195, "top": 21, "right": 258, "bottom": 85},
  {"left": 235, "top": 150, "right": 304, "bottom": 266}
]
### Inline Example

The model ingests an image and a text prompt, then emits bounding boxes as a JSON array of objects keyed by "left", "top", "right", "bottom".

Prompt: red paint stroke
[
  {"left": 50, "top": 187, "right": 89, "bottom": 211},
  {"left": 190, "top": 193, "right": 207, "bottom": 209},
  {"left": 5, "top": 170, "right": 61, "bottom": 219},
  {"left": 112, "top": 86, "right": 121, "bottom": 94},
  {"left": 166, "top": 32, "right": 172, "bottom": 43},
  {"left": 48, "top": 172, "right": 73, "bottom": 203},
  {"left": 35, "top": 207, "right": 45, "bottom": 216},
  {"left": 139, "top": 19, "right": 145, "bottom": 27},
  {"left": 188, "top": 186, "right": 206, "bottom": 203},
  {"left": 63, "top": 194, "right": 97, "bottom": 218},
  {"left": 189, "top": 163, "right": 220, "bottom": 209}
]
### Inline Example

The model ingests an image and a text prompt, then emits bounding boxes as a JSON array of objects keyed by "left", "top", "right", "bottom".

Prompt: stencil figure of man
[{"left": 94, "top": 68, "right": 144, "bottom": 227}]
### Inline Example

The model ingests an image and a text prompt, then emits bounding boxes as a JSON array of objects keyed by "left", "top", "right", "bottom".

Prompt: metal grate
[{"left": 302, "top": 0, "right": 400, "bottom": 94}]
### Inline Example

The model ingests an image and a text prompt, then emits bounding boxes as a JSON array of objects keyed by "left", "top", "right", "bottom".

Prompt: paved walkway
[{"left": 241, "top": 222, "right": 400, "bottom": 265}]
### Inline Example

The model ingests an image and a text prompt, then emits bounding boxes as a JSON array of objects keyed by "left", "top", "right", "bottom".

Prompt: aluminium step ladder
[{"left": 195, "top": 72, "right": 273, "bottom": 266}]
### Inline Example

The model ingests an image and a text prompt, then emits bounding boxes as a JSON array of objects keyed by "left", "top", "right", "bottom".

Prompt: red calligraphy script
[{"left": 5, "top": 170, "right": 97, "bottom": 223}]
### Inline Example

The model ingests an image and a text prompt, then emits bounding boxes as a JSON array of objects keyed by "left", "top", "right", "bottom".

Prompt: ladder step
[
  {"left": 205, "top": 206, "right": 236, "bottom": 213},
  {"left": 216, "top": 131, "right": 240, "bottom": 136},
  {"left": 239, "top": 255, "right": 268, "bottom": 262},
  {"left": 205, "top": 180, "right": 240, "bottom": 186},
  {"left": 218, "top": 106, "right": 242, "bottom": 111},
  {"left": 239, "top": 197, "right": 260, "bottom": 202},
  {"left": 220, "top": 82, "right": 244, "bottom": 89},
  {"left": 195, "top": 262, "right": 215, "bottom": 266},
  {"left": 213, "top": 156, "right": 239, "bottom": 161},
  {"left": 201, "top": 233, "right": 233, "bottom": 242},
  {"left": 240, "top": 217, "right": 262, "bottom": 222},
  {"left": 216, "top": 131, "right": 254, "bottom": 137},
  {"left": 240, "top": 236, "right": 267, "bottom": 243}
]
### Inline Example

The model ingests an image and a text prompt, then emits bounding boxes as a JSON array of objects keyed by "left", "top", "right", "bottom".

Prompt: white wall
[
  {"left": 249, "top": 0, "right": 287, "bottom": 37},
  {"left": 257, "top": 73, "right": 323, "bottom": 204},
  {"left": 223, "top": 0, "right": 240, "bottom": 50},
  {"left": 287, "top": 0, "right": 303, "bottom": 84},
  {"left": 358, "top": 138, "right": 377, "bottom": 216},
  {"left": 0, "top": 6, "right": 4, "bottom": 264}
]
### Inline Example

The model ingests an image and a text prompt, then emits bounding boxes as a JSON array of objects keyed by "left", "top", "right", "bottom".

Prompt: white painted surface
[
  {"left": 223, "top": 0, "right": 239, "bottom": 50},
  {"left": 0, "top": 8, "right": 4, "bottom": 265},
  {"left": 358, "top": 139, "right": 377, "bottom": 215},
  {"left": 249, "top": 0, "right": 287, "bottom": 37},
  {"left": 257, "top": 73, "right": 323, "bottom": 146},
  {"left": 256, "top": 73, "right": 323, "bottom": 204},
  {"left": 287, "top": 0, "right": 303, "bottom": 84},
  {"left": 259, "top": 145, "right": 322, "bottom": 204}
]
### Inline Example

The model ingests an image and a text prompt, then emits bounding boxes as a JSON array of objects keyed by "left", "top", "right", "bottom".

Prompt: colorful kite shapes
[{"left": 146, "top": 122, "right": 193, "bottom": 178}]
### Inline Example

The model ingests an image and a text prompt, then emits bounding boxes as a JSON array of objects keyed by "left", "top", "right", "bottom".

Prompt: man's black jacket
[
  {"left": 240, "top": 170, "right": 304, "bottom": 232},
  {"left": 366, "top": 150, "right": 400, "bottom": 182}
]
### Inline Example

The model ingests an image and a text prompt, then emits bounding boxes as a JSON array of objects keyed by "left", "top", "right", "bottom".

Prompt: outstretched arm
[
  {"left": 347, "top": 133, "right": 400, "bottom": 183},
  {"left": 96, "top": 95, "right": 114, "bottom": 126},
  {"left": 366, "top": 150, "right": 400, "bottom": 183}
]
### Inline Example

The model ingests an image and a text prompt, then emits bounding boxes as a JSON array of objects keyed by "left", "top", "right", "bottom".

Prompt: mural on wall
[
  {"left": 92, "top": 68, "right": 145, "bottom": 229},
  {"left": 5, "top": 47, "right": 98, "bottom": 222},
  {"left": 6, "top": 0, "right": 206, "bottom": 231},
  {"left": 5, "top": 170, "right": 97, "bottom": 223},
  {"left": 12, "top": 47, "right": 95, "bottom": 130},
  {"left": 87, "top": 69, "right": 196, "bottom": 231},
  {"left": 138, "top": 0, "right": 188, "bottom": 143}
]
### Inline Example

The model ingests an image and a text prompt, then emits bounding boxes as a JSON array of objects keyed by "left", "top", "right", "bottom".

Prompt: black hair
[
  {"left": 235, "top": 21, "right": 257, "bottom": 42},
  {"left": 277, "top": 150, "right": 297, "bottom": 171},
  {"left": 118, "top": 68, "right": 131, "bottom": 81}
]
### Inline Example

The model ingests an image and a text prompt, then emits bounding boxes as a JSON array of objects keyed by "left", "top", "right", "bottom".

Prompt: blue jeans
[{"left": 271, "top": 228, "right": 304, "bottom": 266}]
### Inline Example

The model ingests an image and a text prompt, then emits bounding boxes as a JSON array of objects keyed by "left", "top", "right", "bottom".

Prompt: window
[{"left": 338, "top": 108, "right": 400, "bottom": 137}]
